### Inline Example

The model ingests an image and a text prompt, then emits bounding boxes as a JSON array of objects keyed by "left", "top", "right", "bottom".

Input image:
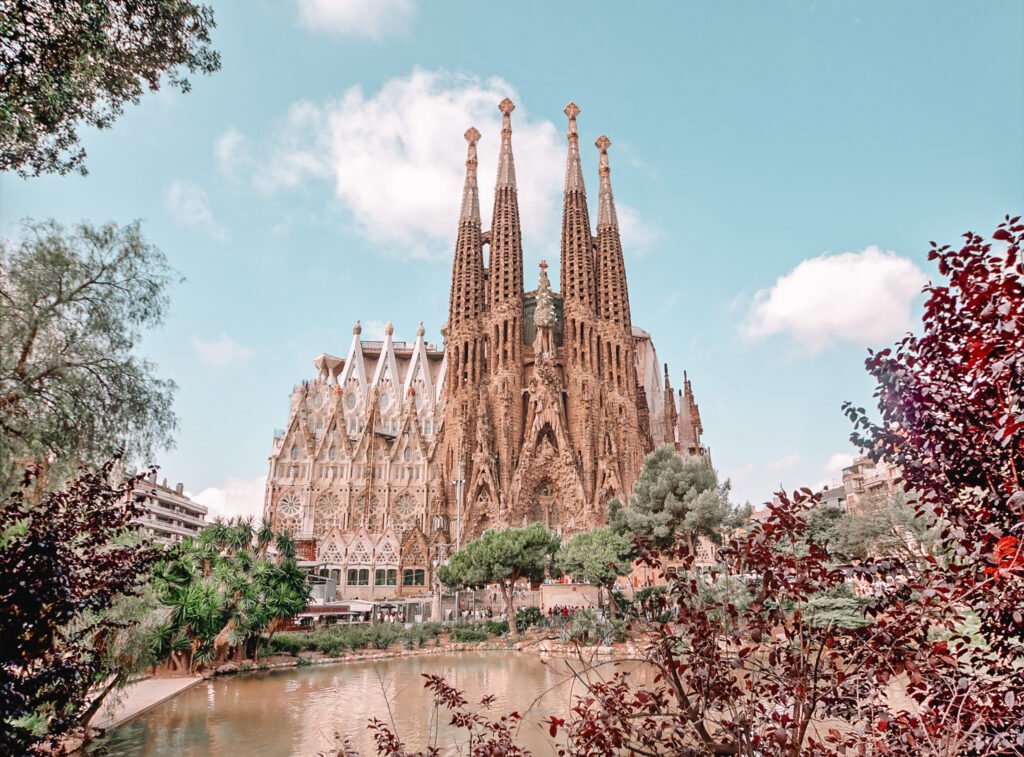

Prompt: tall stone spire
[
  {"left": 560, "top": 102, "right": 597, "bottom": 314},
  {"left": 488, "top": 98, "right": 524, "bottom": 310},
  {"left": 678, "top": 372, "right": 706, "bottom": 457},
  {"left": 594, "top": 135, "right": 631, "bottom": 331},
  {"left": 496, "top": 98, "right": 517, "bottom": 189},
  {"left": 449, "top": 127, "right": 486, "bottom": 327},
  {"left": 596, "top": 134, "right": 619, "bottom": 229},
  {"left": 663, "top": 363, "right": 679, "bottom": 447},
  {"left": 459, "top": 127, "right": 481, "bottom": 224}
]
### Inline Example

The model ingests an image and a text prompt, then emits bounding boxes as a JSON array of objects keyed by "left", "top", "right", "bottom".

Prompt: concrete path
[{"left": 94, "top": 676, "right": 204, "bottom": 730}]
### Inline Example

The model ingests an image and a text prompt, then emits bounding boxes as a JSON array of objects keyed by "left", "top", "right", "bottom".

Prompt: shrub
[
  {"left": 267, "top": 633, "right": 306, "bottom": 656},
  {"left": 515, "top": 606, "right": 544, "bottom": 632},
  {"left": 449, "top": 625, "right": 491, "bottom": 643},
  {"left": 481, "top": 620, "right": 509, "bottom": 636},
  {"left": 366, "top": 624, "right": 402, "bottom": 650}
]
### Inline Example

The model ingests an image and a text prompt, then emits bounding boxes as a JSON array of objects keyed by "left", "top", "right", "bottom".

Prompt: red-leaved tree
[
  {"left": 0, "top": 457, "right": 158, "bottom": 754},
  {"left": 346, "top": 219, "right": 1023, "bottom": 756}
]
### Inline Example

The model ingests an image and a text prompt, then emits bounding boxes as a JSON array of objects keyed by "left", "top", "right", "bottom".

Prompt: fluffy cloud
[
  {"left": 189, "top": 475, "right": 267, "bottom": 520},
  {"left": 166, "top": 180, "right": 227, "bottom": 241},
  {"left": 191, "top": 334, "right": 255, "bottom": 367},
  {"left": 743, "top": 246, "right": 927, "bottom": 353},
  {"left": 217, "top": 68, "right": 653, "bottom": 260},
  {"left": 764, "top": 453, "right": 801, "bottom": 473},
  {"left": 295, "top": 0, "right": 416, "bottom": 39},
  {"left": 824, "top": 452, "right": 854, "bottom": 477}
]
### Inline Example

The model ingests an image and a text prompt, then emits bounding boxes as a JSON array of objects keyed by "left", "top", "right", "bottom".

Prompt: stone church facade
[{"left": 263, "top": 100, "right": 705, "bottom": 599}]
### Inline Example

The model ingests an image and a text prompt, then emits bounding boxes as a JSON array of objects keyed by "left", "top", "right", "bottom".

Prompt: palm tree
[{"left": 255, "top": 519, "right": 275, "bottom": 558}]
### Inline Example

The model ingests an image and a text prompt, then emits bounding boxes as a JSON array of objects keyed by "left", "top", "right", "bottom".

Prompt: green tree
[
  {"left": 836, "top": 490, "right": 941, "bottom": 563},
  {"left": 0, "top": 220, "right": 177, "bottom": 494},
  {"left": 0, "top": 457, "right": 159, "bottom": 754},
  {"left": 439, "top": 522, "right": 559, "bottom": 619},
  {"left": 1, "top": 0, "right": 220, "bottom": 176},
  {"left": 804, "top": 505, "right": 847, "bottom": 558},
  {"left": 556, "top": 527, "right": 633, "bottom": 619},
  {"left": 76, "top": 578, "right": 165, "bottom": 735},
  {"left": 610, "top": 445, "right": 734, "bottom": 556},
  {"left": 151, "top": 517, "right": 309, "bottom": 672}
]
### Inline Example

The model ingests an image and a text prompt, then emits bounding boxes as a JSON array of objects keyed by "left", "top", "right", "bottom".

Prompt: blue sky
[{"left": 2, "top": 0, "right": 1022, "bottom": 516}]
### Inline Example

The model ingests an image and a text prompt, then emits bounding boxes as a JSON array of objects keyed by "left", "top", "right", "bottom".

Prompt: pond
[{"left": 88, "top": 651, "right": 650, "bottom": 756}]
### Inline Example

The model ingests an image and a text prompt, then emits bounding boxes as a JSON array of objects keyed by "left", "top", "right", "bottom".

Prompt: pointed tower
[
  {"left": 483, "top": 98, "right": 526, "bottom": 512},
  {"left": 559, "top": 103, "right": 598, "bottom": 318},
  {"left": 487, "top": 98, "right": 524, "bottom": 334},
  {"left": 447, "top": 127, "right": 487, "bottom": 390},
  {"left": 678, "top": 372, "right": 706, "bottom": 457},
  {"left": 663, "top": 363, "right": 679, "bottom": 447},
  {"left": 595, "top": 135, "right": 632, "bottom": 334}
]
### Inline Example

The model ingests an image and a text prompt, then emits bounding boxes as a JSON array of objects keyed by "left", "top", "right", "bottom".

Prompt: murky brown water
[{"left": 89, "top": 651, "right": 649, "bottom": 756}]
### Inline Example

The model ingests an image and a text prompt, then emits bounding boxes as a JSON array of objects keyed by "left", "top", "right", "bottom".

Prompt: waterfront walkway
[{"left": 94, "top": 676, "right": 204, "bottom": 730}]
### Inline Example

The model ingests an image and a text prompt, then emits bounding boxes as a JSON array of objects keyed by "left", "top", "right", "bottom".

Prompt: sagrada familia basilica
[{"left": 263, "top": 100, "right": 706, "bottom": 598}]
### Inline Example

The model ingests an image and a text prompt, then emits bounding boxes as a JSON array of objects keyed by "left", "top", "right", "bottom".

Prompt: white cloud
[
  {"left": 742, "top": 246, "right": 927, "bottom": 353},
  {"left": 824, "top": 452, "right": 854, "bottom": 476},
  {"left": 764, "top": 453, "right": 801, "bottom": 473},
  {"left": 218, "top": 68, "right": 655, "bottom": 261},
  {"left": 189, "top": 475, "right": 267, "bottom": 520},
  {"left": 295, "top": 0, "right": 416, "bottom": 40},
  {"left": 191, "top": 334, "right": 255, "bottom": 367},
  {"left": 166, "top": 180, "right": 227, "bottom": 241},
  {"left": 214, "top": 128, "right": 247, "bottom": 181}
]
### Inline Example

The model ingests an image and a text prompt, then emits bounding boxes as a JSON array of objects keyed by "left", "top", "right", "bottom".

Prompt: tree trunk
[
  {"left": 605, "top": 584, "right": 618, "bottom": 620},
  {"left": 500, "top": 578, "right": 516, "bottom": 620},
  {"left": 79, "top": 675, "right": 122, "bottom": 738}
]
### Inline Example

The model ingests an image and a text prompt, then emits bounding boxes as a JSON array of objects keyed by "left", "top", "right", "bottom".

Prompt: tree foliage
[
  {"left": 610, "top": 444, "right": 736, "bottom": 554},
  {"left": 556, "top": 527, "right": 633, "bottom": 618},
  {"left": 438, "top": 522, "right": 559, "bottom": 618},
  {"left": 0, "top": 219, "right": 177, "bottom": 493},
  {"left": 150, "top": 517, "right": 310, "bottom": 672},
  {"left": 354, "top": 220, "right": 1024, "bottom": 756},
  {"left": 0, "top": 456, "right": 158, "bottom": 755},
  {"left": 1, "top": 0, "right": 220, "bottom": 176}
]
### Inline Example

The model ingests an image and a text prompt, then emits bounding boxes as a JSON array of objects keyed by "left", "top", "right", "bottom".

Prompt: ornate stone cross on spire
[
  {"left": 496, "top": 99, "right": 517, "bottom": 190},
  {"left": 460, "top": 127, "right": 482, "bottom": 224},
  {"left": 464, "top": 126, "right": 480, "bottom": 169},
  {"left": 564, "top": 102, "right": 580, "bottom": 143},
  {"left": 499, "top": 98, "right": 515, "bottom": 135},
  {"left": 595, "top": 134, "right": 618, "bottom": 229},
  {"left": 595, "top": 134, "right": 612, "bottom": 174}
]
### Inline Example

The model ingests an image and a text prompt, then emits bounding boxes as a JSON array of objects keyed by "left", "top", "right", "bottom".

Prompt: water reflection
[{"left": 89, "top": 651, "right": 649, "bottom": 756}]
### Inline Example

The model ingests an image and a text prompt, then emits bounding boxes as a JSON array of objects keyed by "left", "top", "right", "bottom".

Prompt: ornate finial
[
  {"left": 353, "top": 320, "right": 362, "bottom": 335},
  {"left": 385, "top": 321, "right": 394, "bottom": 336},
  {"left": 564, "top": 102, "right": 580, "bottom": 142},
  {"left": 495, "top": 100, "right": 517, "bottom": 188},
  {"left": 499, "top": 98, "right": 515, "bottom": 137},
  {"left": 416, "top": 321, "right": 425, "bottom": 337},
  {"left": 596, "top": 135, "right": 612, "bottom": 175},
  {"left": 539, "top": 259, "right": 548, "bottom": 271},
  {"left": 464, "top": 127, "right": 480, "bottom": 167},
  {"left": 596, "top": 135, "right": 617, "bottom": 227},
  {"left": 460, "top": 128, "right": 482, "bottom": 222}
]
